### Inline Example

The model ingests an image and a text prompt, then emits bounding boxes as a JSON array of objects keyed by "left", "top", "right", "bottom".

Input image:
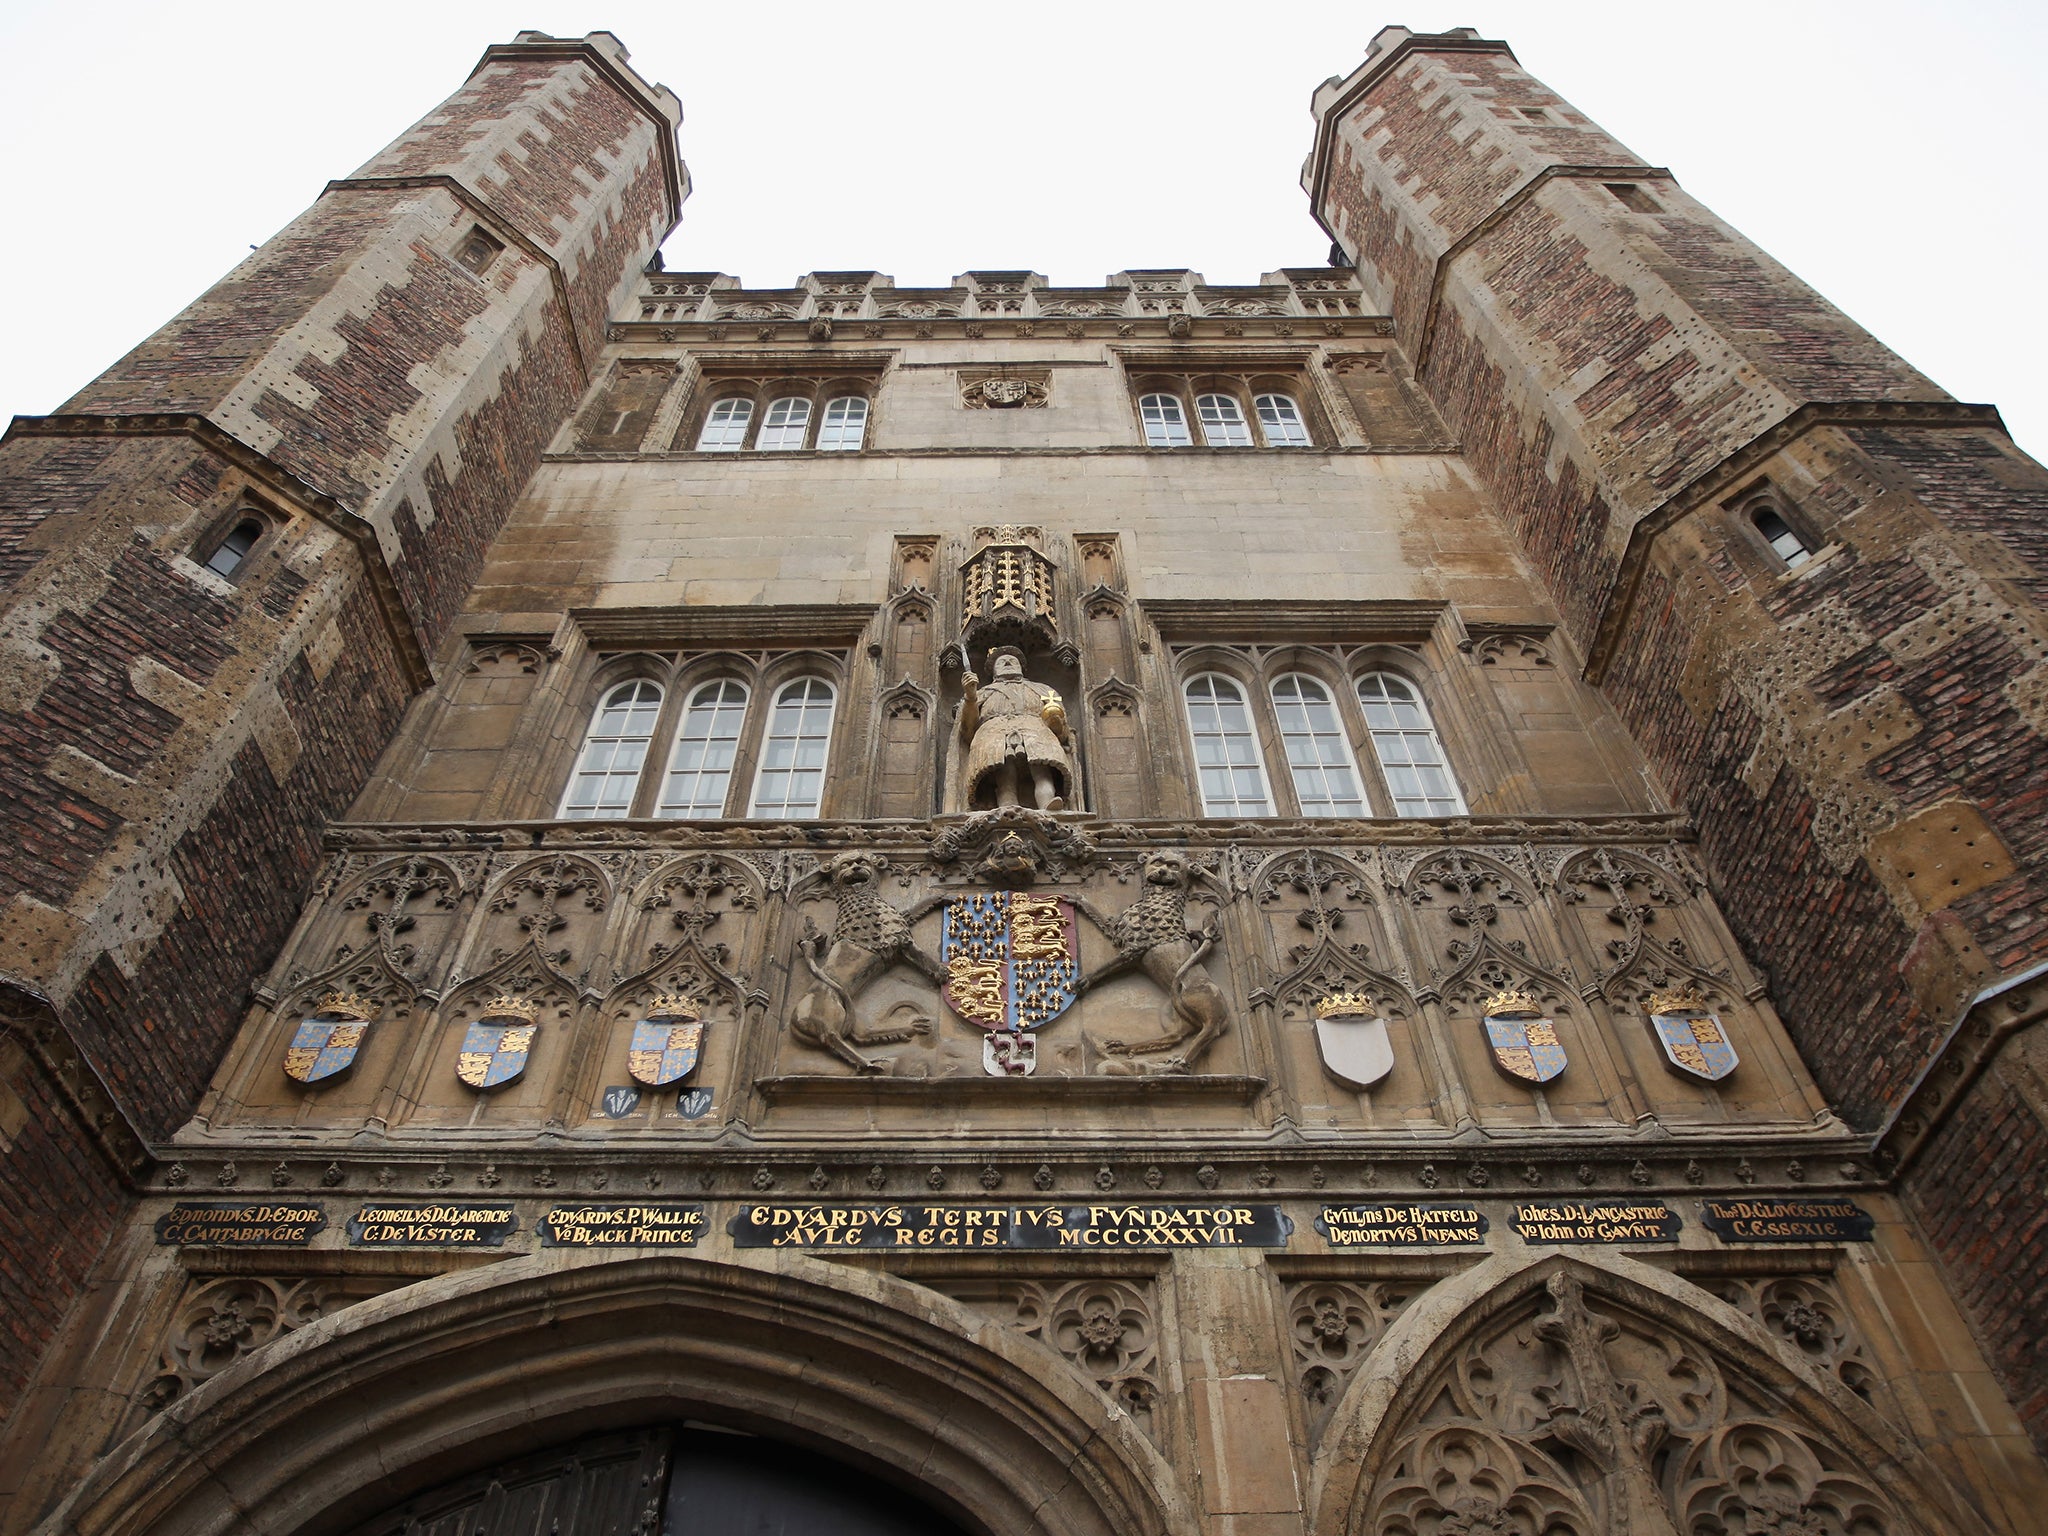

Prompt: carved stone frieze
[{"left": 928, "top": 807, "right": 1098, "bottom": 887}]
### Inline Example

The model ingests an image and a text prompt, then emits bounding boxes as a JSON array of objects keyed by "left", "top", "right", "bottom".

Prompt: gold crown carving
[
  {"left": 645, "top": 993, "right": 703, "bottom": 1022},
  {"left": 1645, "top": 982, "right": 1710, "bottom": 1016},
  {"left": 315, "top": 991, "right": 373, "bottom": 1021},
  {"left": 479, "top": 994, "right": 541, "bottom": 1024},
  {"left": 1483, "top": 987, "right": 1541, "bottom": 1016},
  {"left": 1313, "top": 992, "right": 1375, "bottom": 1020}
]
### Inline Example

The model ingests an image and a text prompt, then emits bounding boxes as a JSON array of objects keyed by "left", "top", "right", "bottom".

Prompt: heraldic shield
[
  {"left": 627, "top": 995, "right": 704, "bottom": 1088},
  {"left": 941, "top": 889, "right": 1081, "bottom": 1049},
  {"left": 283, "top": 993, "right": 371, "bottom": 1085},
  {"left": 1648, "top": 985, "right": 1739, "bottom": 1081},
  {"left": 1312, "top": 993, "right": 1393, "bottom": 1089},
  {"left": 457, "top": 996, "right": 539, "bottom": 1090},
  {"left": 1482, "top": 988, "right": 1567, "bottom": 1084}
]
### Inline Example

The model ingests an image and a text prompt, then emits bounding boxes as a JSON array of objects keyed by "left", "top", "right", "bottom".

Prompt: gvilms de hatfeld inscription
[{"left": 1316, "top": 1203, "right": 1488, "bottom": 1246}]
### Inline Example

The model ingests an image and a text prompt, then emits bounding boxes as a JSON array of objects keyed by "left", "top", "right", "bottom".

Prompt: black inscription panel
[
  {"left": 347, "top": 1203, "right": 519, "bottom": 1247},
  {"left": 730, "top": 1204, "right": 1292, "bottom": 1250},
  {"left": 1512, "top": 1201, "right": 1682, "bottom": 1244},
  {"left": 540, "top": 1203, "right": 707, "bottom": 1247},
  {"left": 1699, "top": 1198, "right": 1874, "bottom": 1244},
  {"left": 154, "top": 1202, "right": 326, "bottom": 1246},
  {"left": 1317, "top": 1203, "right": 1489, "bottom": 1247}
]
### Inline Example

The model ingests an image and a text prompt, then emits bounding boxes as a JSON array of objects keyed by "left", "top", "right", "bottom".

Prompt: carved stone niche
[
  {"left": 929, "top": 807, "right": 1099, "bottom": 887},
  {"left": 959, "top": 525, "right": 1059, "bottom": 662},
  {"left": 959, "top": 370, "right": 1051, "bottom": 409}
]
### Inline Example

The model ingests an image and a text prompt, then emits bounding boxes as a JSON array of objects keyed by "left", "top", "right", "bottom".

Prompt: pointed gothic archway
[
  {"left": 1304, "top": 1250, "right": 1994, "bottom": 1536},
  {"left": 33, "top": 1252, "right": 1190, "bottom": 1536}
]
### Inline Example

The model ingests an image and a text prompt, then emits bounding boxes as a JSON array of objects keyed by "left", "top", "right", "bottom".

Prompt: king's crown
[
  {"left": 1313, "top": 992, "right": 1375, "bottom": 1020},
  {"left": 480, "top": 994, "right": 541, "bottom": 1024}
]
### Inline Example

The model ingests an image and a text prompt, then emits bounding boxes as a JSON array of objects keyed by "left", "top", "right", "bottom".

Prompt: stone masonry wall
[{"left": 0, "top": 33, "right": 681, "bottom": 1427}]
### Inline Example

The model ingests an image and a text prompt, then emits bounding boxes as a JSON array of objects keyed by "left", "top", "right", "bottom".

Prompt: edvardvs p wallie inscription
[
  {"left": 731, "top": 1204, "right": 1291, "bottom": 1249},
  {"left": 1699, "top": 1198, "right": 1874, "bottom": 1243},
  {"left": 1513, "top": 1201, "right": 1682, "bottom": 1244},
  {"left": 1317, "top": 1203, "right": 1488, "bottom": 1247},
  {"left": 347, "top": 1203, "right": 519, "bottom": 1247},
  {"left": 154, "top": 1203, "right": 326, "bottom": 1246},
  {"left": 539, "top": 1204, "right": 707, "bottom": 1246}
]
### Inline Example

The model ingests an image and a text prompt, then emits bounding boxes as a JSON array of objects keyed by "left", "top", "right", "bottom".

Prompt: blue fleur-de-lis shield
[
  {"left": 1651, "top": 1007, "right": 1739, "bottom": 1081},
  {"left": 457, "top": 1017, "right": 536, "bottom": 1090},
  {"left": 627, "top": 1018, "right": 703, "bottom": 1087},
  {"left": 283, "top": 1013, "right": 368, "bottom": 1085},
  {"left": 1484, "top": 1009, "right": 1567, "bottom": 1084},
  {"left": 940, "top": 892, "right": 1081, "bottom": 1033}
]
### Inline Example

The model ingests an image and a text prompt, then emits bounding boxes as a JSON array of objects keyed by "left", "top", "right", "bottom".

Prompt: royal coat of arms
[
  {"left": 940, "top": 891, "right": 1081, "bottom": 1075},
  {"left": 457, "top": 996, "right": 539, "bottom": 1090},
  {"left": 1481, "top": 988, "right": 1567, "bottom": 1084},
  {"left": 627, "top": 995, "right": 705, "bottom": 1087},
  {"left": 1312, "top": 992, "right": 1393, "bottom": 1089},
  {"left": 283, "top": 993, "right": 372, "bottom": 1085},
  {"left": 1647, "top": 985, "right": 1738, "bottom": 1081}
]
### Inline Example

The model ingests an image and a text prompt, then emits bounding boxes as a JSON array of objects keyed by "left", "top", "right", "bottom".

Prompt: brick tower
[
  {"left": 0, "top": 31, "right": 682, "bottom": 1426},
  {"left": 1307, "top": 25, "right": 2048, "bottom": 1444}
]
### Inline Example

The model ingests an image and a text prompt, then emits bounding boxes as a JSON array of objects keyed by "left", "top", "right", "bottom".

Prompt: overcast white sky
[{"left": 2, "top": 1, "right": 2041, "bottom": 454}]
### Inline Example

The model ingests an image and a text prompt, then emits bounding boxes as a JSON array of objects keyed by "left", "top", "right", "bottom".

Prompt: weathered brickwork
[
  {"left": 0, "top": 33, "right": 680, "bottom": 1436},
  {"left": 1313, "top": 29, "right": 2048, "bottom": 1456},
  {"left": 1909, "top": 1056, "right": 2048, "bottom": 1449},
  {"left": 388, "top": 304, "right": 585, "bottom": 639}
]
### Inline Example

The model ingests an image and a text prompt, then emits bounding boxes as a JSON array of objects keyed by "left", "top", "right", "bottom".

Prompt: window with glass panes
[
  {"left": 756, "top": 396, "right": 813, "bottom": 451},
  {"left": 695, "top": 398, "right": 753, "bottom": 451},
  {"left": 1195, "top": 393, "right": 1253, "bottom": 447},
  {"left": 1270, "top": 674, "right": 1367, "bottom": 815},
  {"left": 816, "top": 395, "right": 868, "bottom": 451},
  {"left": 657, "top": 680, "right": 749, "bottom": 818},
  {"left": 1139, "top": 393, "right": 1193, "bottom": 448},
  {"left": 561, "top": 680, "right": 664, "bottom": 818},
  {"left": 1184, "top": 674, "right": 1273, "bottom": 816},
  {"left": 749, "top": 678, "right": 837, "bottom": 817},
  {"left": 1356, "top": 673, "right": 1464, "bottom": 817},
  {"left": 1254, "top": 393, "right": 1310, "bottom": 446}
]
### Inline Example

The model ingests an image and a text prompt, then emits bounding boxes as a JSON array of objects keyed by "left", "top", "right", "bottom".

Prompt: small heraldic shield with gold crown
[
  {"left": 457, "top": 996, "right": 539, "bottom": 1090},
  {"left": 283, "top": 992, "right": 372, "bottom": 1085},
  {"left": 1482, "top": 987, "right": 1567, "bottom": 1084},
  {"left": 1647, "top": 982, "right": 1738, "bottom": 1082},
  {"left": 627, "top": 994, "right": 705, "bottom": 1088},
  {"left": 1313, "top": 992, "right": 1394, "bottom": 1090}
]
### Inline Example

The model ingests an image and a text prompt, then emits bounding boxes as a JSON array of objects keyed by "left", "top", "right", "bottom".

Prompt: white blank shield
[{"left": 1316, "top": 1015, "right": 1394, "bottom": 1089}]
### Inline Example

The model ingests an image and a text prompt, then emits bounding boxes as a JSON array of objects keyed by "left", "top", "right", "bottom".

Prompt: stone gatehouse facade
[{"left": 3, "top": 24, "right": 2047, "bottom": 1536}]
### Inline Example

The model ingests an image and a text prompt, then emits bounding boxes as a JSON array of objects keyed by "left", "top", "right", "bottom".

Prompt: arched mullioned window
[
  {"left": 756, "top": 396, "right": 813, "bottom": 451},
  {"left": 749, "top": 678, "right": 837, "bottom": 817},
  {"left": 560, "top": 680, "right": 664, "bottom": 819},
  {"left": 202, "top": 517, "right": 264, "bottom": 579},
  {"left": 1184, "top": 673, "right": 1272, "bottom": 816},
  {"left": 1356, "top": 673, "right": 1464, "bottom": 817},
  {"left": 816, "top": 395, "right": 869, "bottom": 451},
  {"left": 1195, "top": 392, "right": 1252, "bottom": 448},
  {"left": 1254, "top": 393, "right": 1311, "bottom": 446},
  {"left": 695, "top": 397, "right": 753, "bottom": 451},
  {"left": 1270, "top": 673, "right": 1366, "bottom": 816},
  {"left": 1139, "top": 392, "right": 1193, "bottom": 448},
  {"left": 657, "top": 679, "right": 749, "bottom": 818}
]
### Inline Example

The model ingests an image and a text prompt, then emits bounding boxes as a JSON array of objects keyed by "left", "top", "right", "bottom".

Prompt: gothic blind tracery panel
[{"left": 560, "top": 680, "right": 663, "bottom": 819}]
